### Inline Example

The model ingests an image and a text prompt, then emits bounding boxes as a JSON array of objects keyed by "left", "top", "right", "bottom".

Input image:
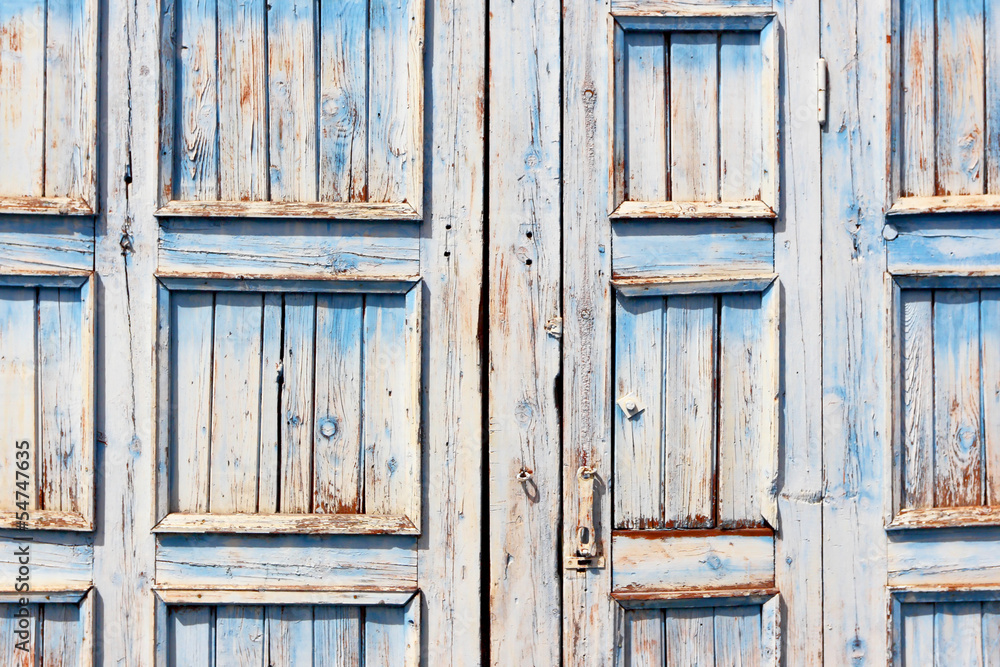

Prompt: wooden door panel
[
  {"left": 161, "top": 599, "right": 418, "bottom": 667},
  {"left": 613, "top": 283, "right": 777, "bottom": 531},
  {"left": 0, "top": 0, "right": 98, "bottom": 214},
  {"left": 611, "top": 13, "right": 777, "bottom": 220},
  {"left": 0, "top": 593, "right": 94, "bottom": 667},
  {"left": 154, "top": 280, "right": 421, "bottom": 534},
  {"left": 158, "top": 0, "right": 423, "bottom": 219},
  {"left": 617, "top": 600, "right": 778, "bottom": 667}
]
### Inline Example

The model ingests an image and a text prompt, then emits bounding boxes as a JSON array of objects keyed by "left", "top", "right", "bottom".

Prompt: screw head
[{"left": 319, "top": 419, "right": 337, "bottom": 438}]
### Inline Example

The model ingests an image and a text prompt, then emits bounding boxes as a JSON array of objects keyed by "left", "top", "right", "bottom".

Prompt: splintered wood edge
[
  {"left": 888, "top": 506, "right": 1000, "bottom": 530},
  {"left": 152, "top": 512, "right": 420, "bottom": 535},
  {"left": 156, "top": 200, "right": 423, "bottom": 221},
  {"left": 155, "top": 276, "right": 420, "bottom": 294},
  {"left": 612, "top": 273, "right": 777, "bottom": 297},
  {"left": 0, "top": 511, "right": 93, "bottom": 532},
  {"left": 610, "top": 200, "right": 777, "bottom": 220},
  {"left": 0, "top": 196, "right": 94, "bottom": 216},
  {"left": 152, "top": 587, "right": 419, "bottom": 607},
  {"left": 888, "top": 194, "right": 1000, "bottom": 216},
  {"left": 612, "top": 587, "right": 779, "bottom": 609}
]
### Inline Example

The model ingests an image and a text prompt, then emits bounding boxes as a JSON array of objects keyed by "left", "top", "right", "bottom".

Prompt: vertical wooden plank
[
  {"left": 365, "top": 606, "right": 406, "bottom": 667},
  {"left": 821, "top": 0, "right": 889, "bottom": 660},
  {"left": 719, "top": 32, "right": 762, "bottom": 202},
  {"left": 983, "top": 602, "right": 1000, "bottom": 667},
  {"left": 216, "top": 606, "right": 265, "bottom": 667},
  {"left": 175, "top": 0, "right": 219, "bottom": 200},
  {"left": 623, "top": 609, "right": 664, "bottom": 667},
  {"left": 257, "top": 293, "right": 283, "bottom": 513},
  {"left": 900, "top": 603, "right": 934, "bottom": 667},
  {"left": 312, "top": 294, "right": 363, "bottom": 514},
  {"left": 983, "top": 292, "right": 1000, "bottom": 504},
  {"left": 280, "top": 293, "right": 316, "bottom": 513},
  {"left": 773, "top": 0, "right": 822, "bottom": 660},
  {"left": 218, "top": 0, "right": 268, "bottom": 201},
  {"left": 0, "top": 0, "right": 45, "bottom": 197},
  {"left": 363, "top": 292, "right": 419, "bottom": 518},
  {"left": 318, "top": 0, "right": 367, "bottom": 202},
  {"left": 37, "top": 288, "right": 83, "bottom": 514},
  {"left": 714, "top": 605, "right": 762, "bottom": 667},
  {"left": 0, "top": 603, "right": 38, "bottom": 667},
  {"left": 368, "top": 0, "right": 410, "bottom": 202},
  {"left": 936, "top": 0, "right": 986, "bottom": 196},
  {"left": 718, "top": 293, "right": 764, "bottom": 527},
  {"left": 935, "top": 602, "right": 984, "bottom": 667},
  {"left": 268, "top": 0, "right": 317, "bottom": 202},
  {"left": 664, "top": 607, "right": 714, "bottom": 667},
  {"left": 901, "top": 289, "right": 934, "bottom": 509},
  {"left": 209, "top": 292, "right": 264, "bottom": 514},
  {"left": 614, "top": 294, "right": 664, "bottom": 529},
  {"left": 93, "top": 0, "right": 158, "bottom": 657},
  {"left": 988, "top": 0, "right": 1000, "bottom": 194},
  {"left": 41, "top": 603, "right": 81, "bottom": 667},
  {"left": 933, "top": 290, "right": 983, "bottom": 507},
  {"left": 45, "top": 0, "right": 96, "bottom": 200},
  {"left": 0, "top": 288, "right": 36, "bottom": 513},
  {"left": 664, "top": 294, "right": 716, "bottom": 528},
  {"left": 313, "top": 606, "right": 360, "bottom": 667},
  {"left": 418, "top": 0, "right": 484, "bottom": 656},
  {"left": 562, "top": 0, "right": 615, "bottom": 660},
  {"left": 488, "top": 0, "right": 562, "bottom": 661},
  {"left": 624, "top": 32, "right": 667, "bottom": 201},
  {"left": 898, "top": 0, "right": 935, "bottom": 197},
  {"left": 168, "top": 606, "right": 212, "bottom": 667},
  {"left": 265, "top": 605, "right": 313, "bottom": 666},
  {"left": 169, "top": 291, "right": 214, "bottom": 513},
  {"left": 670, "top": 32, "right": 719, "bottom": 202}
]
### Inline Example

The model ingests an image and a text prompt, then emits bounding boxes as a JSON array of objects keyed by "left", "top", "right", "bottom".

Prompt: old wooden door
[{"left": 0, "top": 0, "right": 483, "bottom": 663}]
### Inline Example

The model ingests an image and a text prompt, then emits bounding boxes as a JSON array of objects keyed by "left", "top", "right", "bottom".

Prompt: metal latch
[{"left": 566, "top": 466, "right": 605, "bottom": 570}]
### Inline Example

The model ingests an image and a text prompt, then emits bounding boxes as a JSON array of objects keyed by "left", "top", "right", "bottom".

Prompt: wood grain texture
[
  {"left": 215, "top": 605, "right": 265, "bottom": 667},
  {"left": 932, "top": 290, "right": 983, "bottom": 507},
  {"left": 901, "top": 289, "right": 934, "bottom": 509},
  {"left": 0, "top": 288, "right": 36, "bottom": 513},
  {"left": 218, "top": 0, "right": 268, "bottom": 201},
  {"left": 670, "top": 32, "right": 719, "bottom": 201},
  {"left": 45, "top": 0, "right": 97, "bottom": 202},
  {"left": 900, "top": 602, "right": 933, "bottom": 667},
  {"left": 935, "top": 602, "right": 983, "bottom": 667},
  {"left": 714, "top": 605, "right": 762, "bottom": 667},
  {"left": 612, "top": 221, "right": 774, "bottom": 278},
  {"left": 265, "top": 605, "right": 314, "bottom": 666},
  {"left": 37, "top": 287, "right": 84, "bottom": 514},
  {"left": 983, "top": 292, "right": 1000, "bottom": 505},
  {"left": 0, "top": 218, "right": 94, "bottom": 274},
  {"left": 624, "top": 32, "right": 668, "bottom": 201},
  {"left": 989, "top": 0, "right": 1000, "bottom": 195},
  {"left": 368, "top": 0, "right": 411, "bottom": 203},
  {"left": 562, "top": 0, "right": 616, "bottom": 660},
  {"left": 318, "top": 0, "right": 367, "bottom": 202},
  {"left": 417, "top": 0, "right": 485, "bottom": 657},
  {"left": 0, "top": 0, "right": 45, "bottom": 198},
  {"left": 719, "top": 32, "right": 762, "bottom": 202},
  {"left": 664, "top": 607, "right": 713, "bottom": 667},
  {"left": 664, "top": 295, "right": 716, "bottom": 528},
  {"left": 718, "top": 292, "right": 765, "bottom": 527},
  {"left": 175, "top": 0, "right": 219, "bottom": 200},
  {"left": 208, "top": 292, "right": 264, "bottom": 513},
  {"left": 898, "top": 0, "right": 934, "bottom": 196},
  {"left": 935, "top": 0, "right": 985, "bottom": 196},
  {"left": 821, "top": 0, "right": 889, "bottom": 662},
  {"left": 614, "top": 295, "right": 664, "bottom": 529},
  {"left": 257, "top": 293, "right": 282, "bottom": 514},
  {"left": 267, "top": 0, "right": 317, "bottom": 202},
  {"left": 280, "top": 294, "right": 317, "bottom": 513},
  {"left": 0, "top": 602, "right": 38, "bottom": 666},
  {"left": 313, "top": 606, "right": 360, "bottom": 667},
  {"left": 41, "top": 602, "right": 82, "bottom": 667},
  {"left": 168, "top": 606, "right": 212, "bottom": 667},
  {"left": 169, "top": 291, "right": 215, "bottom": 513},
  {"left": 312, "top": 294, "right": 363, "bottom": 514},
  {"left": 622, "top": 609, "right": 664, "bottom": 667}
]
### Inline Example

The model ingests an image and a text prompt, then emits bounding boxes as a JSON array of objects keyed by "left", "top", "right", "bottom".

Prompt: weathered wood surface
[
  {"left": 821, "top": 0, "right": 889, "bottom": 666},
  {"left": 488, "top": 0, "right": 561, "bottom": 661},
  {"left": 160, "top": 0, "right": 423, "bottom": 210},
  {"left": 896, "top": 600, "right": 1000, "bottom": 666},
  {"left": 612, "top": 221, "right": 773, "bottom": 278},
  {"left": 159, "top": 287, "right": 420, "bottom": 525},
  {"left": 563, "top": 0, "right": 616, "bottom": 662},
  {"left": 612, "top": 531, "right": 775, "bottom": 594}
]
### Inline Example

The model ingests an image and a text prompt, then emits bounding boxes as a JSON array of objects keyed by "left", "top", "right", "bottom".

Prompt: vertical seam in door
[{"left": 480, "top": 0, "right": 491, "bottom": 654}]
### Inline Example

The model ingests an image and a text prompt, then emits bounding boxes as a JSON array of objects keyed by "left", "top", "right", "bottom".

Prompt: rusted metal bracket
[{"left": 567, "top": 466, "right": 606, "bottom": 571}]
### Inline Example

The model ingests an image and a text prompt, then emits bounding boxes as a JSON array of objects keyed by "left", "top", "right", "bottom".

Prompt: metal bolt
[{"left": 319, "top": 419, "right": 337, "bottom": 438}]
